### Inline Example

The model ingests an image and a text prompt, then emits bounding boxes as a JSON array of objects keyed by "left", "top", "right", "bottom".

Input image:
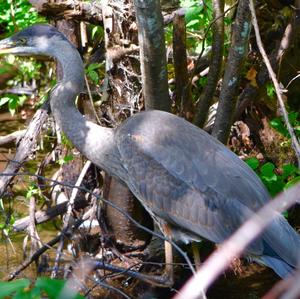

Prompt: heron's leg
[
  {"left": 192, "top": 241, "right": 201, "bottom": 270},
  {"left": 161, "top": 224, "right": 174, "bottom": 286},
  {"left": 164, "top": 238, "right": 174, "bottom": 284}
]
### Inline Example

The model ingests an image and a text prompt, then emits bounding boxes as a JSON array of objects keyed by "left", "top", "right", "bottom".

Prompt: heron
[{"left": 0, "top": 24, "right": 299, "bottom": 281}]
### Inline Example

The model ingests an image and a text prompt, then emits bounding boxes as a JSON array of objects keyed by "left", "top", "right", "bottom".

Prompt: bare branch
[
  {"left": 0, "top": 130, "right": 26, "bottom": 146},
  {"left": 0, "top": 100, "right": 50, "bottom": 197},
  {"left": 249, "top": 0, "right": 300, "bottom": 166}
]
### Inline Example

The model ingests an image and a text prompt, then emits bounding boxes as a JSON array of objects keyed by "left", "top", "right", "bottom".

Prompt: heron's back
[{"left": 115, "top": 110, "right": 300, "bottom": 273}]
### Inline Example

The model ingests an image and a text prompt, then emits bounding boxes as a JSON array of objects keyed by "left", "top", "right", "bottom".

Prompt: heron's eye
[{"left": 18, "top": 37, "right": 27, "bottom": 45}]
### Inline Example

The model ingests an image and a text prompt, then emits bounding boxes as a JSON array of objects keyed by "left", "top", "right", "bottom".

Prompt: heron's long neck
[{"left": 50, "top": 45, "right": 121, "bottom": 177}]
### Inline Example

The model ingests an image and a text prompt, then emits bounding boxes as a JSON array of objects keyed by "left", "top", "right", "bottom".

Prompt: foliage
[
  {"left": 180, "top": 0, "right": 213, "bottom": 53},
  {"left": 0, "top": 278, "right": 84, "bottom": 299},
  {"left": 0, "top": 0, "right": 45, "bottom": 34},
  {"left": 58, "top": 154, "right": 74, "bottom": 165},
  {"left": 0, "top": 94, "right": 26, "bottom": 115},
  {"left": 85, "top": 63, "right": 104, "bottom": 85},
  {"left": 245, "top": 158, "right": 300, "bottom": 197},
  {"left": 266, "top": 82, "right": 275, "bottom": 98},
  {"left": 0, "top": 0, "right": 46, "bottom": 115},
  {"left": 25, "top": 183, "right": 42, "bottom": 200},
  {"left": 270, "top": 111, "right": 300, "bottom": 138},
  {"left": 0, "top": 56, "right": 43, "bottom": 114}
]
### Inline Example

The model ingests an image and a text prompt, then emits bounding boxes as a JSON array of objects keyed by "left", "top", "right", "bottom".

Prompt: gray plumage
[{"left": 1, "top": 24, "right": 299, "bottom": 278}]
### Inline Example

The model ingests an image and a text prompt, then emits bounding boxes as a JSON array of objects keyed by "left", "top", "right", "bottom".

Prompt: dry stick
[
  {"left": 84, "top": 75, "right": 101, "bottom": 125},
  {"left": 28, "top": 195, "right": 42, "bottom": 257},
  {"left": 6, "top": 218, "right": 84, "bottom": 281},
  {"left": 249, "top": 0, "right": 300, "bottom": 167},
  {"left": 0, "top": 100, "right": 50, "bottom": 197},
  {"left": 1, "top": 171, "right": 195, "bottom": 276},
  {"left": 8, "top": 203, "right": 94, "bottom": 281},
  {"left": 0, "top": 130, "right": 26, "bottom": 146},
  {"left": 51, "top": 160, "right": 92, "bottom": 278},
  {"left": 173, "top": 183, "right": 300, "bottom": 299},
  {"left": 13, "top": 199, "right": 90, "bottom": 232}
]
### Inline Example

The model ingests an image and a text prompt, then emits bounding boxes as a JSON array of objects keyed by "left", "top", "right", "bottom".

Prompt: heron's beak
[{"left": 0, "top": 37, "right": 16, "bottom": 54}]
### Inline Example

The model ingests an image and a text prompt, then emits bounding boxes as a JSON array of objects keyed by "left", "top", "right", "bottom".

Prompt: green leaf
[
  {"left": 87, "top": 70, "right": 99, "bottom": 84},
  {"left": 58, "top": 155, "right": 74, "bottom": 165},
  {"left": 185, "top": 6, "right": 203, "bottom": 25},
  {"left": 8, "top": 97, "right": 19, "bottom": 115},
  {"left": 269, "top": 118, "right": 289, "bottom": 137},
  {"left": 282, "top": 164, "right": 298, "bottom": 179},
  {"left": 35, "top": 278, "right": 84, "bottom": 299},
  {"left": 0, "top": 279, "right": 30, "bottom": 298},
  {"left": 284, "top": 176, "right": 300, "bottom": 190},
  {"left": 245, "top": 157, "right": 259, "bottom": 170},
  {"left": 0, "top": 96, "right": 11, "bottom": 106},
  {"left": 87, "top": 63, "right": 102, "bottom": 71},
  {"left": 288, "top": 111, "right": 298, "bottom": 124},
  {"left": 35, "top": 278, "right": 65, "bottom": 299},
  {"left": 266, "top": 82, "right": 275, "bottom": 98},
  {"left": 186, "top": 19, "right": 200, "bottom": 27},
  {"left": 261, "top": 162, "right": 276, "bottom": 179},
  {"left": 264, "top": 179, "right": 285, "bottom": 197},
  {"left": 12, "top": 289, "right": 34, "bottom": 299}
]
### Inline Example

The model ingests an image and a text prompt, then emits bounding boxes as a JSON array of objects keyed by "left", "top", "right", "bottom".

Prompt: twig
[
  {"left": 13, "top": 199, "right": 90, "bottom": 232},
  {"left": 6, "top": 218, "right": 84, "bottom": 281},
  {"left": 0, "top": 100, "right": 50, "bottom": 197},
  {"left": 0, "top": 130, "right": 26, "bottom": 146},
  {"left": 84, "top": 75, "right": 101, "bottom": 125},
  {"left": 173, "top": 182, "right": 300, "bottom": 299},
  {"left": 249, "top": 0, "right": 300, "bottom": 166},
  {"left": 51, "top": 160, "right": 92, "bottom": 278},
  {"left": 1, "top": 171, "right": 195, "bottom": 276},
  {"left": 28, "top": 195, "right": 42, "bottom": 258}
]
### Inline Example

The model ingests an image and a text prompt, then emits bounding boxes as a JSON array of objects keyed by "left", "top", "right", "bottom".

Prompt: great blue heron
[{"left": 0, "top": 24, "right": 299, "bottom": 279}]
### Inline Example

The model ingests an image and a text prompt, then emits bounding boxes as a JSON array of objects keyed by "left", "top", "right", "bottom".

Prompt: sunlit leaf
[
  {"left": 282, "top": 164, "right": 298, "bottom": 179},
  {"left": 0, "top": 279, "right": 30, "bottom": 298},
  {"left": 245, "top": 157, "right": 260, "bottom": 170},
  {"left": 35, "top": 278, "right": 84, "bottom": 299},
  {"left": 87, "top": 70, "right": 99, "bottom": 84},
  {"left": 261, "top": 162, "right": 276, "bottom": 179},
  {"left": 284, "top": 176, "right": 300, "bottom": 190},
  {"left": 0, "top": 96, "right": 10, "bottom": 106}
]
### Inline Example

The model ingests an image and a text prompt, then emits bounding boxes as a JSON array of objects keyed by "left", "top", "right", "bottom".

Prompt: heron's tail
[
  {"left": 259, "top": 256, "right": 294, "bottom": 278},
  {"left": 259, "top": 214, "right": 300, "bottom": 278}
]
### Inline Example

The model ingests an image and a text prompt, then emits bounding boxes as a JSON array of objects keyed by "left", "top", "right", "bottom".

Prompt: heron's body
[{"left": 1, "top": 24, "right": 299, "bottom": 278}]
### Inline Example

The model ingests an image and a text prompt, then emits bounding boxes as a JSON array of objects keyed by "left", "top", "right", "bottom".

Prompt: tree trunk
[
  {"left": 212, "top": 0, "right": 251, "bottom": 144},
  {"left": 134, "top": 0, "right": 171, "bottom": 111}
]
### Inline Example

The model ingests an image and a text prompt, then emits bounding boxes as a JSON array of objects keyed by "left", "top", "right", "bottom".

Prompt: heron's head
[{"left": 0, "top": 24, "right": 73, "bottom": 57}]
